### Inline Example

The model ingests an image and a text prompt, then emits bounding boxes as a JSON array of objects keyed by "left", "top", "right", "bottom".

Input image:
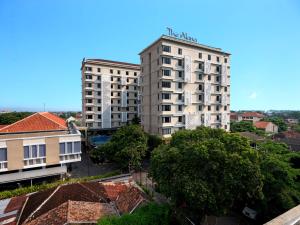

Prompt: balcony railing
[
  {"left": 0, "top": 161, "right": 8, "bottom": 172},
  {"left": 24, "top": 157, "right": 46, "bottom": 168}
]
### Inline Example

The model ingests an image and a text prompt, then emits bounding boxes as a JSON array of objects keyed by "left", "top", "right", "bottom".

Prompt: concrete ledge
[{"left": 264, "top": 204, "right": 300, "bottom": 225}]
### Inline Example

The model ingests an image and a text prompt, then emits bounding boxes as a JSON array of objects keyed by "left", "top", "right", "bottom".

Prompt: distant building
[
  {"left": 285, "top": 118, "right": 299, "bottom": 125},
  {"left": 273, "top": 131, "right": 300, "bottom": 151},
  {"left": 238, "top": 112, "right": 265, "bottom": 123},
  {"left": 230, "top": 112, "right": 239, "bottom": 122},
  {"left": 81, "top": 59, "right": 140, "bottom": 130},
  {"left": 254, "top": 121, "right": 278, "bottom": 133},
  {"left": 0, "top": 112, "right": 81, "bottom": 184}
]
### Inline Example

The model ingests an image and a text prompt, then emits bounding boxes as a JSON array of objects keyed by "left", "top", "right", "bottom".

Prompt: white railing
[
  {"left": 24, "top": 157, "right": 46, "bottom": 168},
  {"left": 0, "top": 161, "right": 8, "bottom": 172},
  {"left": 60, "top": 153, "right": 81, "bottom": 163}
]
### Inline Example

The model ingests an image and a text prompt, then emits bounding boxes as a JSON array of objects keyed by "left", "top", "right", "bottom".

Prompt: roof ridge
[
  {"left": 78, "top": 182, "right": 106, "bottom": 202},
  {"left": 39, "top": 112, "right": 67, "bottom": 129},
  {"left": 0, "top": 112, "right": 37, "bottom": 132}
]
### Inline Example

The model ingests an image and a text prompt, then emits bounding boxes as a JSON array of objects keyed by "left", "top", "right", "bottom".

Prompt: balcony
[
  {"left": 0, "top": 161, "right": 8, "bottom": 172},
  {"left": 24, "top": 157, "right": 46, "bottom": 169},
  {"left": 60, "top": 153, "right": 81, "bottom": 164}
]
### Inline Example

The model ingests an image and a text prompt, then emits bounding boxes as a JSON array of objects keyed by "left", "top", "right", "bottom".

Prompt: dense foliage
[
  {"left": 263, "top": 116, "right": 288, "bottom": 132},
  {"left": 91, "top": 125, "right": 148, "bottom": 170},
  {"left": 98, "top": 203, "right": 171, "bottom": 225},
  {"left": 150, "top": 126, "right": 263, "bottom": 216},
  {"left": 230, "top": 121, "right": 256, "bottom": 132},
  {"left": 0, "top": 112, "right": 33, "bottom": 125},
  {"left": 255, "top": 141, "right": 300, "bottom": 221}
]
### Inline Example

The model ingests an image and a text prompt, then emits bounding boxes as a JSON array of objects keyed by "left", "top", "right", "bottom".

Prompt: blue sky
[{"left": 0, "top": 0, "right": 299, "bottom": 111}]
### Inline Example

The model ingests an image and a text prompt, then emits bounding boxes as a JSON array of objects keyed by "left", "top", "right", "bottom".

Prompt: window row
[{"left": 85, "top": 66, "right": 138, "bottom": 76}]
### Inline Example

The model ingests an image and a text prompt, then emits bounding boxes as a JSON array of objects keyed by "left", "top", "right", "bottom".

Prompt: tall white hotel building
[
  {"left": 139, "top": 33, "right": 231, "bottom": 137},
  {"left": 82, "top": 31, "right": 230, "bottom": 137}
]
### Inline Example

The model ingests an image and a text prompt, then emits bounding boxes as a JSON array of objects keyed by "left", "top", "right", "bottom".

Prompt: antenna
[{"left": 43, "top": 103, "right": 46, "bottom": 112}]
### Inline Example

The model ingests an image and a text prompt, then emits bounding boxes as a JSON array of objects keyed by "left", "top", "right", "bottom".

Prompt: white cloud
[{"left": 249, "top": 91, "right": 258, "bottom": 99}]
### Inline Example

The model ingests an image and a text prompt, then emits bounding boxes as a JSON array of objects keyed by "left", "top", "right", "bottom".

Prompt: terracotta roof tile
[
  {"left": 242, "top": 112, "right": 265, "bottom": 118},
  {"left": 0, "top": 112, "right": 67, "bottom": 133},
  {"left": 255, "top": 121, "right": 271, "bottom": 129}
]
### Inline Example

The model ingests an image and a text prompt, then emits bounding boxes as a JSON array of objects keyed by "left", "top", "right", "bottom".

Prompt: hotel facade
[
  {"left": 81, "top": 59, "right": 141, "bottom": 129},
  {"left": 0, "top": 112, "right": 81, "bottom": 184},
  {"left": 139, "top": 35, "right": 231, "bottom": 137}
]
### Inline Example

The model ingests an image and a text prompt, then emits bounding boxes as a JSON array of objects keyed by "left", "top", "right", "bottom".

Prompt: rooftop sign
[{"left": 166, "top": 27, "right": 198, "bottom": 43}]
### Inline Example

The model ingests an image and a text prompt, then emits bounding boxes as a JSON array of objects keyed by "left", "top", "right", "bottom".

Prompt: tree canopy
[
  {"left": 263, "top": 116, "right": 288, "bottom": 132},
  {"left": 230, "top": 121, "right": 256, "bottom": 132},
  {"left": 0, "top": 112, "right": 33, "bottom": 125},
  {"left": 150, "top": 126, "right": 263, "bottom": 216},
  {"left": 91, "top": 125, "right": 148, "bottom": 171}
]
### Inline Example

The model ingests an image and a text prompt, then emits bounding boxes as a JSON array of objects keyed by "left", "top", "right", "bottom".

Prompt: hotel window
[
  {"left": 208, "top": 55, "right": 211, "bottom": 60},
  {"left": 126, "top": 71, "right": 129, "bottom": 75},
  {"left": 86, "top": 107, "right": 92, "bottom": 111},
  {"left": 162, "top": 105, "right": 171, "bottom": 111},
  {"left": 126, "top": 86, "right": 129, "bottom": 90},
  {"left": 162, "top": 116, "right": 171, "bottom": 123},
  {"left": 216, "top": 66, "right": 220, "bottom": 73},
  {"left": 87, "top": 115, "right": 93, "bottom": 119},
  {"left": 178, "top": 71, "right": 183, "bottom": 78},
  {"left": 198, "top": 74, "right": 203, "bottom": 80},
  {"left": 216, "top": 76, "right": 220, "bottom": 82},
  {"left": 0, "top": 148, "right": 7, "bottom": 171},
  {"left": 86, "top": 99, "right": 92, "bottom": 103},
  {"left": 224, "top": 58, "right": 228, "bottom": 63},
  {"left": 162, "top": 128, "right": 171, "bottom": 135},
  {"left": 199, "top": 84, "right": 203, "bottom": 91},
  {"left": 162, "top": 93, "right": 171, "bottom": 100},
  {"left": 178, "top": 116, "right": 182, "bottom": 122},
  {"left": 178, "top": 48, "right": 182, "bottom": 55},
  {"left": 198, "top": 105, "right": 203, "bottom": 111},
  {"left": 224, "top": 87, "right": 228, "bottom": 92},
  {"left": 199, "top": 52, "right": 202, "bottom": 59},
  {"left": 178, "top": 82, "right": 183, "bottom": 89},
  {"left": 178, "top": 94, "right": 183, "bottom": 101},
  {"left": 97, "top": 68, "right": 101, "bottom": 72},
  {"left": 59, "top": 141, "right": 81, "bottom": 162},
  {"left": 85, "top": 75, "right": 92, "bottom": 79},
  {"left": 85, "top": 91, "right": 92, "bottom": 96},
  {"left": 97, "top": 99, "right": 101, "bottom": 104},
  {"left": 208, "top": 105, "right": 211, "bottom": 111},
  {"left": 162, "top": 45, "right": 171, "bottom": 52},
  {"left": 216, "top": 105, "right": 220, "bottom": 111},
  {"left": 162, "top": 81, "right": 171, "bottom": 88},
  {"left": 98, "top": 114, "right": 101, "bottom": 119},
  {"left": 111, "top": 84, "right": 113, "bottom": 88},
  {"left": 86, "top": 83, "right": 92, "bottom": 88},
  {"left": 118, "top": 92, "right": 120, "bottom": 96},
  {"left": 97, "top": 76, "right": 101, "bottom": 80},
  {"left": 134, "top": 72, "right": 137, "bottom": 76},
  {"left": 117, "top": 70, "right": 120, "bottom": 74},
  {"left": 110, "top": 69, "right": 113, "bottom": 74},
  {"left": 111, "top": 77, "right": 113, "bottom": 81},
  {"left": 97, "top": 91, "right": 101, "bottom": 96},
  {"left": 163, "top": 69, "right": 171, "bottom": 76},
  {"left": 216, "top": 86, "right": 220, "bottom": 92},
  {"left": 85, "top": 66, "right": 92, "bottom": 71},
  {"left": 118, "top": 85, "right": 121, "bottom": 89},
  {"left": 97, "top": 83, "right": 101, "bottom": 88},
  {"left": 199, "top": 62, "right": 204, "bottom": 70},
  {"left": 23, "top": 144, "right": 46, "bottom": 167},
  {"left": 224, "top": 106, "right": 227, "bottom": 111},
  {"left": 98, "top": 107, "right": 101, "bottom": 111},
  {"left": 216, "top": 56, "right": 220, "bottom": 62},
  {"left": 216, "top": 95, "right": 220, "bottom": 102},
  {"left": 216, "top": 115, "right": 220, "bottom": 121},
  {"left": 127, "top": 78, "right": 129, "bottom": 82},
  {"left": 162, "top": 57, "right": 171, "bottom": 64},
  {"left": 134, "top": 79, "right": 137, "bottom": 83},
  {"left": 178, "top": 59, "right": 183, "bottom": 66},
  {"left": 134, "top": 93, "right": 137, "bottom": 97},
  {"left": 208, "top": 75, "right": 211, "bottom": 81},
  {"left": 178, "top": 105, "right": 183, "bottom": 111},
  {"left": 198, "top": 95, "right": 203, "bottom": 101}
]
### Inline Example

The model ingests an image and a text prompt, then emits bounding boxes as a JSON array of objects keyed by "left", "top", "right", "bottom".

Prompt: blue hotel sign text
[{"left": 166, "top": 27, "right": 198, "bottom": 43}]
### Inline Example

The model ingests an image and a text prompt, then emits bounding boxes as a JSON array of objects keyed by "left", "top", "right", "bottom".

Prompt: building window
[
  {"left": 178, "top": 71, "right": 183, "bottom": 78},
  {"left": 199, "top": 84, "right": 203, "bottom": 91},
  {"left": 216, "top": 56, "right": 220, "bottom": 62},
  {"left": 178, "top": 93, "right": 183, "bottom": 100},
  {"left": 208, "top": 75, "right": 211, "bottom": 81},
  {"left": 59, "top": 141, "right": 81, "bottom": 162},
  {"left": 224, "top": 87, "right": 228, "bottom": 92},
  {"left": 162, "top": 81, "right": 171, "bottom": 88},
  {"left": 199, "top": 62, "right": 204, "bottom": 70},
  {"left": 126, "top": 71, "right": 129, "bottom": 75},
  {"left": 163, "top": 69, "right": 171, "bottom": 76},
  {"left": 97, "top": 76, "right": 101, "bottom": 80},
  {"left": 85, "top": 66, "right": 92, "bottom": 71},
  {"left": 224, "top": 106, "right": 227, "bottom": 111},
  {"left": 97, "top": 68, "right": 101, "bottom": 72},
  {"left": 199, "top": 95, "right": 203, "bottom": 101},
  {"left": 162, "top": 117, "right": 171, "bottom": 123},
  {"left": 162, "top": 105, "right": 171, "bottom": 111},
  {"left": 208, "top": 105, "right": 211, "bottom": 111},
  {"left": 178, "top": 48, "right": 182, "bottom": 55},
  {"left": 86, "top": 107, "right": 92, "bottom": 111},
  {"left": 216, "top": 105, "right": 220, "bottom": 111},
  {"left": 178, "top": 105, "right": 182, "bottom": 111},
  {"left": 208, "top": 55, "right": 211, "bottom": 60},
  {"left": 162, "top": 45, "right": 171, "bottom": 52},
  {"left": 198, "top": 105, "right": 202, "bottom": 111},
  {"left": 85, "top": 75, "right": 92, "bottom": 80},
  {"left": 216, "top": 86, "right": 220, "bottom": 92},
  {"left": 162, "top": 57, "right": 171, "bottom": 64},
  {"left": 98, "top": 114, "right": 101, "bottom": 119},
  {"left": 110, "top": 69, "right": 113, "bottom": 74},
  {"left": 134, "top": 72, "right": 137, "bottom": 76},
  {"left": 198, "top": 74, "right": 202, "bottom": 80},
  {"left": 98, "top": 107, "right": 101, "bottom": 111},
  {"left": 178, "top": 82, "right": 183, "bottom": 89},
  {"left": 98, "top": 99, "right": 101, "bottom": 103},
  {"left": 216, "top": 76, "right": 220, "bottom": 82},
  {"left": 0, "top": 148, "right": 7, "bottom": 171},
  {"left": 23, "top": 144, "right": 46, "bottom": 167},
  {"left": 97, "top": 83, "right": 101, "bottom": 88},
  {"left": 216, "top": 66, "right": 221, "bottom": 73},
  {"left": 217, "top": 115, "right": 220, "bottom": 121},
  {"left": 224, "top": 58, "right": 228, "bottom": 63},
  {"left": 162, "top": 128, "right": 171, "bottom": 135},
  {"left": 117, "top": 70, "right": 120, "bottom": 74},
  {"left": 162, "top": 93, "right": 171, "bottom": 100},
  {"left": 178, "top": 116, "right": 182, "bottom": 122},
  {"left": 199, "top": 53, "right": 202, "bottom": 59},
  {"left": 178, "top": 59, "right": 183, "bottom": 66},
  {"left": 111, "top": 77, "right": 113, "bottom": 81},
  {"left": 216, "top": 95, "right": 220, "bottom": 102},
  {"left": 87, "top": 115, "right": 93, "bottom": 119}
]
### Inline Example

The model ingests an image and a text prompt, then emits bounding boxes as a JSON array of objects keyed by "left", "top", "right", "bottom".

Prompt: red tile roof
[
  {"left": 0, "top": 112, "right": 67, "bottom": 133},
  {"left": 0, "top": 125, "right": 7, "bottom": 129},
  {"left": 242, "top": 112, "right": 265, "bottom": 118},
  {"left": 254, "top": 121, "right": 271, "bottom": 129}
]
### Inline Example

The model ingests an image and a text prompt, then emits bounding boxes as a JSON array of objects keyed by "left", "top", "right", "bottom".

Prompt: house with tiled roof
[
  {"left": 238, "top": 112, "right": 265, "bottom": 123},
  {"left": 254, "top": 121, "right": 278, "bottom": 133},
  {"left": 0, "top": 112, "right": 81, "bottom": 184},
  {"left": 0, "top": 178, "right": 148, "bottom": 225}
]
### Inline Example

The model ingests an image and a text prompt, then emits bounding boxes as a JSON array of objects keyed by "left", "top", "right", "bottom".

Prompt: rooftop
[
  {"left": 254, "top": 121, "right": 273, "bottom": 129},
  {"left": 241, "top": 112, "right": 265, "bottom": 118},
  {"left": 0, "top": 112, "right": 67, "bottom": 134},
  {"left": 82, "top": 58, "right": 140, "bottom": 70}
]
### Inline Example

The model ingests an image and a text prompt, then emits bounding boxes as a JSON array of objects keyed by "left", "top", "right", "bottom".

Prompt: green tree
[
  {"left": 230, "top": 121, "right": 256, "bottom": 132},
  {"left": 91, "top": 125, "right": 148, "bottom": 171},
  {"left": 0, "top": 112, "right": 33, "bottom": 125},
  {"left": 131, "top": 115, "right": 141, "bottom": 125},
  {"left": 263, "top": 117, "right": 287, "bottom": 132},
  {"left": 255, "top": 141, "right": 300, "bottom": 222},
  {"left": 150, "top": 126, "right": 263, "bottom": 216}
]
